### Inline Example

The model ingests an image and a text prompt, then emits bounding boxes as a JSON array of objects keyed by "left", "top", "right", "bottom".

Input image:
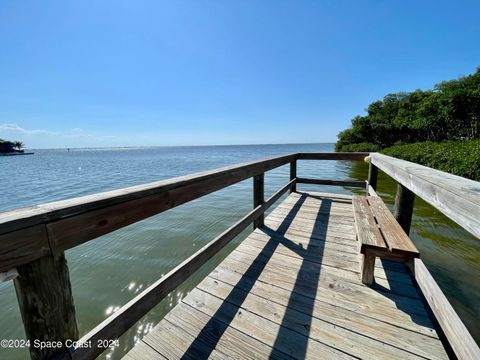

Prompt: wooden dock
[
  {"left": 125, "top": 191, "right": 448, "bottom": 359},
  {"left": 0, "top": 152, "right": 479, "bottom": 360}
]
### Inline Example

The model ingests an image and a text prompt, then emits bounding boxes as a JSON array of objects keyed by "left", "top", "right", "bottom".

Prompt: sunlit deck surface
[{"left": 124, "top": 191, "right": 449, "bottom": 359}]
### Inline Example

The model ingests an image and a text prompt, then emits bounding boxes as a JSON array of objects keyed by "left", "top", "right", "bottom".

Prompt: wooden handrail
[
  {"left": 370, "top": 153, "right": 480, "bottom": 239},
  {"left": 297, "top": 152, "right": 369, "bottom": 160},
  {"left": 0, "top": 153, "right": 296, "bottom": 271},
  {"left": 410, "top": 259, "right": 480, "bottom": 360},
  {"left": 369, "top": 153, "right": 480, "bottom": 359}
]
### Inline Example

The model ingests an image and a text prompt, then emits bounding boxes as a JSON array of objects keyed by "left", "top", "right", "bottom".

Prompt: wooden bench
[{"left": 352, "top": 195, "right": 419, "bottom": 285}]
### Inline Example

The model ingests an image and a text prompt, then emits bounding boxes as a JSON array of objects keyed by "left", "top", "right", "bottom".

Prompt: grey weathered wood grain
[
  {"left": 231, "top": 241, "right": 415, "bottom": 288},
  {"left": 248, "top": 230, "right": 358, "bottom": 254},
  {"left": 123, "top": 341, "right": 167, "bottom": 360},
  {"left": 124, "top": 192, "right": 450, "bottom": 360},
  {"left": 289, "top": 191, "right": 353, "bottom": 201},
  {"left": 368, "top": 196, "right": 419, "bottom": 255},
  {"left": 217, "top": 251, "right": 428, "bottom": 320},
  {"left": 0, "top": 224, "right": 50, "bottom": 272},
  {"left": 183, "top": 288, "right": 356, "bottom": 359},
  {"left": 411, "top": 258, "right": 480, "bottom": 360},
  {"left": 145, "top": 308, "right": 261, "bottom": 360},
  {"left": 14, "top": 253, "right": 79, "bottom": 360},
  {"left": 189, "top": 285, "right": 427, "bottom": 360},
  {"left": 268, "top": 208, "right": 354, "bottom": 226},
  {"left": 352, "top": 196, "right": 385, "bottom": 250},
  {"left": 297, "top": 152, "right": 370, "bottom": 160},
  {"left": 243, "top": 234, "right": 408, "bottom": 276},
  {"left": 198, "top": 276, "right": 446, "bottom": 359},
  {"left": 371, "top": 152, "right": 480, "bottom": 239},
  {"left": 209, "top": 263, "right": 435, "bottom": 337},
  {"left": 354, "top": 195, "right": 418, "bottom": 284},
  {"left": 149, "top": 304, "right": 293, "bottom": 360}
]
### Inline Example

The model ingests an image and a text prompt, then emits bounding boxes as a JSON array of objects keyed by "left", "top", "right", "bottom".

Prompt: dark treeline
[
  {"left": 0, "top": 139, "right": 24, "bottom": 153},
  {"left": 336, "top": 67, "right": 480, "bottom": 151}
]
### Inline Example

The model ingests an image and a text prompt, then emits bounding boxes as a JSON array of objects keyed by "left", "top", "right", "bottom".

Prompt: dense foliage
[
  {"left": 381, "top": 140, "right": 480, "bottom": 181},
  {"left": 336, "top": 68, "right": 480, "bottom": 151},
  {"left": 0, "top": 139, "right": 24, "bottom": 153},
  {"left": 336, "top": 142, "right": 381, "bottom": 152}
]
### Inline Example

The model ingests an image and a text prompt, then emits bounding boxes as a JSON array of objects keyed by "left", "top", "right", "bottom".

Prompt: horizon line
[{"left": 26, "top": 141, "right": 335, "bottom": 151}]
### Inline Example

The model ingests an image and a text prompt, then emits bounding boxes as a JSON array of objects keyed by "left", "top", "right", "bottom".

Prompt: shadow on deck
[{"left": 125, "top": 191, "right": 448, "bottom": 360}]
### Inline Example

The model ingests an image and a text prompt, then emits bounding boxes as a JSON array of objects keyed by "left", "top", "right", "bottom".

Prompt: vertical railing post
[
  {"left": 290, "top": 160, "right": 297, "bottom": 193},
  {"left": 14, "top": 252, "right": 79, "bottom": 360},
  {"left": 394, "top": 183, "right": 416, "bottom": 234},
  {"left": 253, "top": 173, "right": 265, "bottom": 229},
  {"left": 367, "top": 161, "right": 378, "bottom": 192}
]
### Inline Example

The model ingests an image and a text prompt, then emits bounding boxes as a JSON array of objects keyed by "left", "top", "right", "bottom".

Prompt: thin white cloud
[
  {"left": 0, "top": 123, "right": 59, "bottom": 135},
  {"left": 0, "top": 123, "right": 117, "bottom": 148}
]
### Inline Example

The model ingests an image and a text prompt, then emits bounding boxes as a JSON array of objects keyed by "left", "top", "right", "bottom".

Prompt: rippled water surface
[{"left": 0, "top": 144, "right": 478, "bottom": 358}]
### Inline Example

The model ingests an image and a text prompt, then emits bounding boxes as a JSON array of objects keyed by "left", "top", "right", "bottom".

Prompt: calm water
[{"left": 0, "top": 143, "right": 478, "bottom": 359}]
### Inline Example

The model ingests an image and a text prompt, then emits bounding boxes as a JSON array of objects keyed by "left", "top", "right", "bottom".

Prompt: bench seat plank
[
  {"left": 352, "top": 196, "right": 385, "bottom": 251},
  {"left": 367, "top": 196, "right": 419, "bottom": 257},
  {"left": 353, "top": 195, "right": 420, "bottom": 285}
]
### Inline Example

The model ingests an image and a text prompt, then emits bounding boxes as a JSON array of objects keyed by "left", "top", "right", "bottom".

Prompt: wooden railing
[
  {"left": 0, "top": 152, "right": 366, "bottom": 360},
  {"left": 369, "top": 153, "right": 480, "bottom": 238},
  {"left": 1, "top": 152, "right": 479, "bottom": 359},
  {"left": 367, "top": 153, "right": 480, "bottom": 359}
]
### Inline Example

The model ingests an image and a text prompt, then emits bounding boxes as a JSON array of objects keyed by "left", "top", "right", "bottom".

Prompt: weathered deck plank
[{"left": 124, "top": 191, "right": 448, "bottom": 360}]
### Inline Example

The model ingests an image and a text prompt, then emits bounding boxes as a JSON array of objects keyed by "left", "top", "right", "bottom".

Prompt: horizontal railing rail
[
  {"left": 367, "top": 153, "right": 480, "bottom": 359},
  {"left": 369, "top": 152, "right": 480, "bottom": 239},
  {"left": 1, "top": 151, "right": 479, "bottom": 360},
  {"left": 410, "top": 258, "right": 480, "bottom": 359},
  {"left": 0, "top": 153, "right": 298, "bottom": 271},
  {"left": 296, "top": 152, "right": 369, "bottom": 160}
]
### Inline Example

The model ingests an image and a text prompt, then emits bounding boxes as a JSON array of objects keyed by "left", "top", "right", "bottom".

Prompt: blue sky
[{"left": 0, "top": 0, "right": 479, "bottom": 148}]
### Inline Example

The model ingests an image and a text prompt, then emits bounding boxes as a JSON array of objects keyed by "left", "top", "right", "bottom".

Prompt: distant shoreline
[
  {"left": 24, "top": 142, "right": 336, "bottom": 151},
  {"left": 0, "top": 151, "right": 34, "bottom": 156}
]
